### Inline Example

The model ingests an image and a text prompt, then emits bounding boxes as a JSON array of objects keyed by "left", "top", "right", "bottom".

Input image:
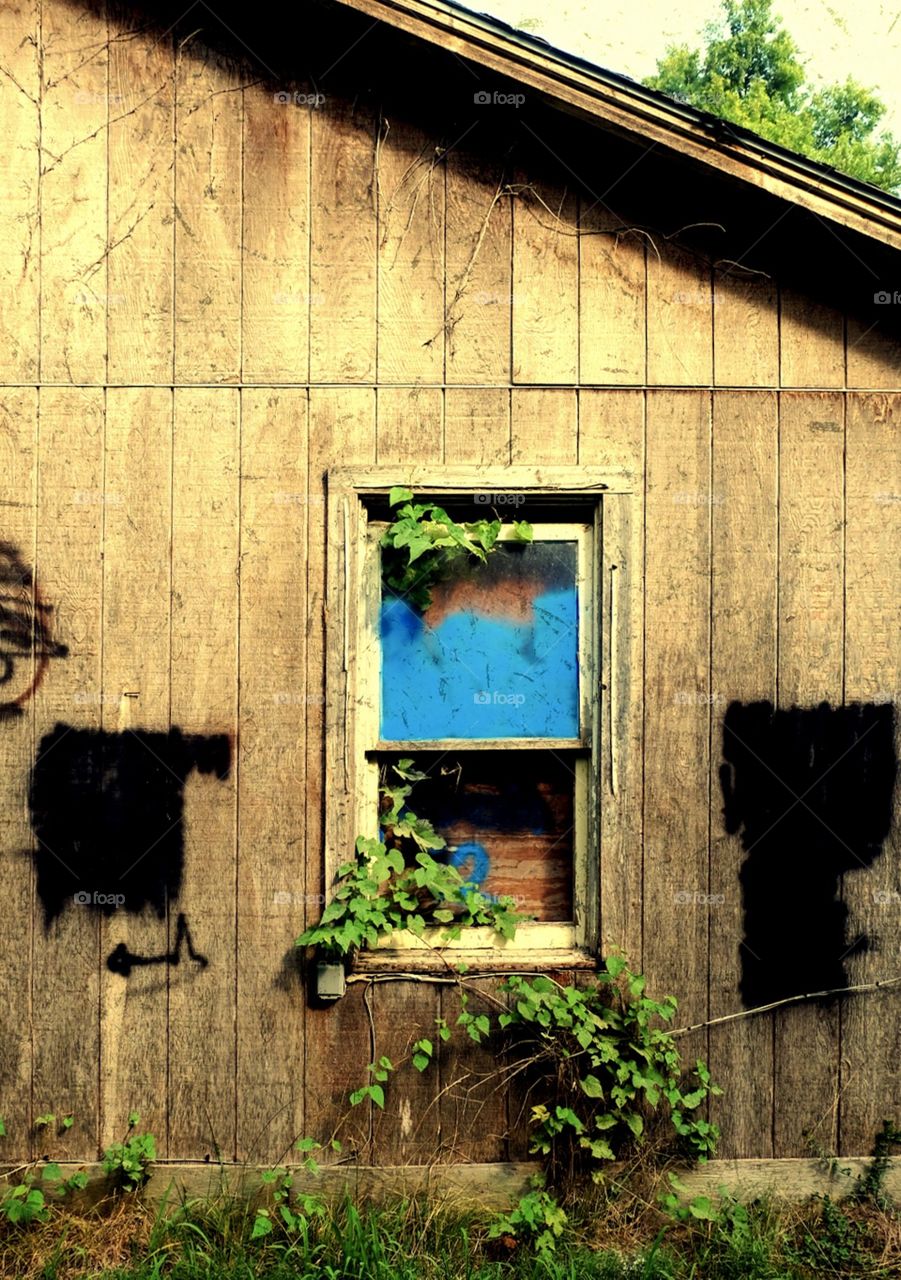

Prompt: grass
[{"left": 0, "top": 1181, "right": 898, "bottom": 1280}]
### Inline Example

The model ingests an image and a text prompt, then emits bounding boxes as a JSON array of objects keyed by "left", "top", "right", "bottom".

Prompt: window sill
[{"left": 351, "top": 947, "right": 599, "bottom": 975}]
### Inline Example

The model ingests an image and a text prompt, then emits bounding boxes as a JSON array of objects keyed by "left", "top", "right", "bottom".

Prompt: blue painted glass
[{"left": 379, "top": 540, "right": 580, "bottom": 740}]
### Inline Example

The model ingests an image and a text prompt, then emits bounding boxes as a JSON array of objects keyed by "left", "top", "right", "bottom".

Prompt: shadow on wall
[
  {"left": 29, "top": 725, "right": 231, "bottom": 974},
  {"left": 720, "top": 700, "right": 897, "bottom": 1009}
]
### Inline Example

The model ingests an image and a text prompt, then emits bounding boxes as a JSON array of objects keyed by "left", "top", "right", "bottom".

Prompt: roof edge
[{"left": 335, "top": 0, "right": 901, "bottom": 252}]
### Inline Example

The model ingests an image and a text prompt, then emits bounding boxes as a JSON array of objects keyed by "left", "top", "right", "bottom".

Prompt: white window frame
[{"left": 323, "top": 466, "right": 636, "bottom": 969}]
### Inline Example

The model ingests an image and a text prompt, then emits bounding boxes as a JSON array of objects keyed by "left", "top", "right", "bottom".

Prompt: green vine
[
  {"left": 380, "top": 486, "right": 532, "bottom": 611},
  {"left": 496, "top": 958, "right": 721, "bottom": 1177},
  {"left": 296, "top": 759, "right": 529, "bottom": 958}
]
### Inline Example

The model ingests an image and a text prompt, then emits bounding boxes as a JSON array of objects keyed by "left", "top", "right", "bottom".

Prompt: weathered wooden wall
[{"left": 0, "top": 0, "right": 898, "bottom": 1167}]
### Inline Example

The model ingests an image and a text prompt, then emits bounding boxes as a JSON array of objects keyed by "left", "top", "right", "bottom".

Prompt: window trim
[{"left": 323, "top": 465, "right": 636, "bottom": 969}]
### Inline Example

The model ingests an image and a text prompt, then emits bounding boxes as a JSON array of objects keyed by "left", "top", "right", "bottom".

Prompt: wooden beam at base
[{"left": 3, "top": 1157, "right": 900, "bottom": 1210}]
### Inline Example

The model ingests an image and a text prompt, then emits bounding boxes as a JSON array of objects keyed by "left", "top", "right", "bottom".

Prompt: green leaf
[
  {"left": 388, "top": 486, "right": 414, "bottom": 507},
  {"left": 369, "top": 1084, "right": 385, "bottom": 1110},
  {"left": 580, "top": 1074, "right": 604, "bottom": 1098},
  {"left": 511, "top": 519, "right": 533, "bottom": 541},
  {"left": 624, "top": 1113, "right": 644, "bottom": 1139},
  {"left": 251, "top": 1211, "right": 274, "bottom": 1239},
  {"left": 688, "top": 1195, "right": 717, "bottom": 1220}
]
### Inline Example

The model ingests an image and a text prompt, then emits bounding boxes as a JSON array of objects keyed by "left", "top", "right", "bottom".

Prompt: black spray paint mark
[
  {"left": 0, "top": 542, "right": 67, "bottom": 720},
  {"left": 29, "top": 725, "right": 231, "bottom": 937},
  {"left": 106, "top": 912, "right": 209, "bottom": 977},
  {"left": 720, "top": 701, "right": 897, "bottom": 1008}
]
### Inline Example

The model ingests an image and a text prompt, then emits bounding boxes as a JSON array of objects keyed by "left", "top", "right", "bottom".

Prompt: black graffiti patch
[
  {"left": 106, "top": 912, "right": 209, "bottom": 977},
  {"left": 0, "top": 542, "right": 67, "bottom": 720},
  {"left": 29, "top": 725, "right": 231, "bottom": 928},
  {"left": 720, "top": 701, "right": 897, "bottom": 1008}
]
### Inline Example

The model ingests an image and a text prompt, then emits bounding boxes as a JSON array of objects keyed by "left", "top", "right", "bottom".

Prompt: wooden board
[
  {"left": 511, "top": 389, "right": 577, "bottom": 463},
  {"left": 579, "top": 211, "right": 645, "bottom": 385},
  {"left": 846, "top": 316, "right": 901, "bottom": 389},
  {"left": 0, "top": 1, "right": 40, "bottom": 381},
  {"left": 236, "top": 388, "right": 309, "bottom": 1161},
  {"left": 647, "top": 243, "right": 712, "bottom": 386},
  {"left": 643, "top": 391, "right": 711, "bottom": 1031},
  {"left": 377, "top": 118, "right": 445, "bottom": 383},
  {"left": 0, "top": 390, "right": 38, "bottom": 1152},
  {"left": 444, "top": 153, "right": 512, "bottom": 384},
  {"left": 444, "top": 388, "right": 510, "bottom": 464},
  {"left": 173, "top": 37, "right": 241, "bottom": 383},
  {"left": 168, "top": 389, "right": 239, "bottom": 1158},
  {"left": 304, "top": 389, "right": 376, "bottom": 1159},
  {"left": 370, "top": 389, "right": 443, "bottom": 1163},
  {"left": 580, "top": 391, "right": 644, "bottom": 962},
  {"left": 310, "top": 99, "right": 377, "bottom": 382},
  {"left": 713, "top": 274, "right": 778, "bottom": 386},
  {"left": 583, "top": 393, "right": 644, "bottom": 964},
  {"left": 839, "top": 393, "right": 901, "bottom": 1155},
  {"left": 32, "top": 387, "right": 105, "bottom": 1160},
  {"left": 40, "top": 0, "right": 108, "bottom": 383},
  {"left": 377, "top": 386, "right": 443, "bottom": 461},
  {"left": 98, "top": 387, "right": 172, "bottom": 1152},
  {"left": 773, "top": 392, "right": 844, "bottom": 1157},
  {"left": 107, "top": 3, "right": 175, "bottom": 383},
  {"left": 242, "top": 87, "right": 310, "bottom": 383},
  {"left": 708, "top": 391, "right": 778, "bottom": 1159},
  {"left": 511, "top": 182, "right": 578, "bottom": 384},
  {"left": 779, "top": 289, "right": 844, "bottom": 388}
]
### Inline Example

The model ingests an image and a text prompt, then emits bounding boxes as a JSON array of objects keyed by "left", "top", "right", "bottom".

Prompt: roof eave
[{"left": 336, "top": 0, "right": 901, "bottom": 253}]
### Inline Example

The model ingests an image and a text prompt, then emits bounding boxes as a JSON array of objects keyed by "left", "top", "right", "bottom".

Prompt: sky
[{"left": 475, "top": 1, "right": 901, "bottom": 137}]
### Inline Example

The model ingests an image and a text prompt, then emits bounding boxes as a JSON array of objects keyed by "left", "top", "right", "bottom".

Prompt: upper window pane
[{"left": 379, "top": 533, "right": 581, "bottom": 740}]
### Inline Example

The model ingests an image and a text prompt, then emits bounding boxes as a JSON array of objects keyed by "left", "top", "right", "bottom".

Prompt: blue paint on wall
[
  {"left": 448, "top": 840, "right": 491, "bottom": 885},
  {"left": 379, "top": 586, "right": 579, "bottom": 739}
]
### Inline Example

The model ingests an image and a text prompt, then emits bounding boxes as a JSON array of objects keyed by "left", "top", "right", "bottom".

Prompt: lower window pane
[{"left": 391, "top": 751, "right": 575, "bottom": 923}]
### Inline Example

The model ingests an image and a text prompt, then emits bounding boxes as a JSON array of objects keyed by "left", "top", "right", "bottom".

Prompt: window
[{"left": 324, "top": 467, "right": 636, "bottom": 965}]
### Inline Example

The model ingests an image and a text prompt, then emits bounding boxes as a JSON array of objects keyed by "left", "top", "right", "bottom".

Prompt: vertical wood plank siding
[{"left": 0, "top": 0, "right": 897, "bottom": 1165}]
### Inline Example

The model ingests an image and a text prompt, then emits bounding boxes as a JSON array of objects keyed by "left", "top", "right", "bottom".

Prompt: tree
[{"left": 644, "top": 0, "right": 901, "bottom": 193}]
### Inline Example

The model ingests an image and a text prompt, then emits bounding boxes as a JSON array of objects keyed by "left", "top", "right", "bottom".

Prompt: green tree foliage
[{"left": 644, "top": 0, "right": 901, "bottom": 193}]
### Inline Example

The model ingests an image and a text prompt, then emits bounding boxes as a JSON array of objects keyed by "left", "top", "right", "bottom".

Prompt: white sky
[{"left": 476, "top": 1, "right": 901, "bottom": 137}]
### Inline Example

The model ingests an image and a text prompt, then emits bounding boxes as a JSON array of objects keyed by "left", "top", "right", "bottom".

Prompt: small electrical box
[{"left": 314, "top": 959, "right": 346, "bottom": 1002}]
